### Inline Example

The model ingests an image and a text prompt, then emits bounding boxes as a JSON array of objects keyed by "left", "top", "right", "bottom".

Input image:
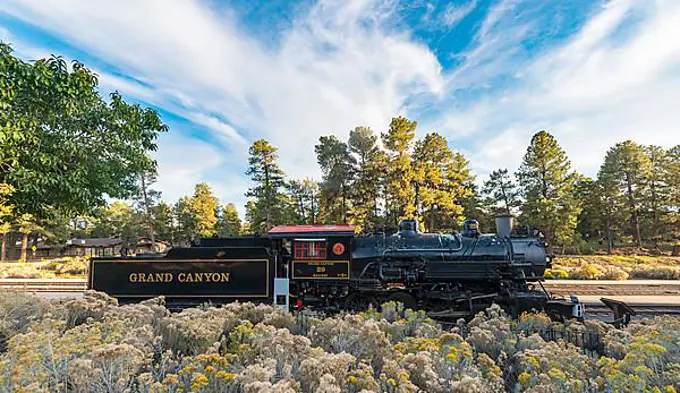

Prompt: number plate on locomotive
[{"left": 292, "top": 260, "right": 350, "bottom": 279}]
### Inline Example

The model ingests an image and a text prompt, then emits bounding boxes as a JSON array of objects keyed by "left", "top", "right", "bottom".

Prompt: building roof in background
[
  {"left": 66, "top": 238, "right": 123, "bottom": 247},
  {"left": 269, "top": 224, "right": 355, "bottom": 238}
]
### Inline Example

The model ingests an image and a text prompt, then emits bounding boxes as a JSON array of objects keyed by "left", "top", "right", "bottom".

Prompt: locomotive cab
[{"left": 268, "top": 224, "right": 355, "bottom": 310}]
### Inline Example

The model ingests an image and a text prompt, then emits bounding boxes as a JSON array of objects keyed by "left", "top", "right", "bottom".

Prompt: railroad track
[
  {"left": 2, "top": 279, "right": 679, "bottom": 317},
  {"left": 0, "top": 279, "right": 86, "bottom": 292}
]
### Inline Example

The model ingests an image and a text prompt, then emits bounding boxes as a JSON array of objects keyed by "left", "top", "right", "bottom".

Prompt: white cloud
[
  {"left": 442, "top": 0, "right": 477, "bottom": 28},
  {"left": 2, "top": 0, "right": 680, "bottom": 206},
  {"left": 436, "top": 0, "right": 680, "bottom": 179},
  {"left": 1, "top": 0, "right": 443, "bottom": 205},
  {"left": 153, "top": 135, "right": 224, "bottom": 202}
]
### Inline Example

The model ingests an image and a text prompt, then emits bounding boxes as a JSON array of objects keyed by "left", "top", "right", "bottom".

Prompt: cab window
[{"left": 294, "top": 239, "right": 327, "bottom": 260}]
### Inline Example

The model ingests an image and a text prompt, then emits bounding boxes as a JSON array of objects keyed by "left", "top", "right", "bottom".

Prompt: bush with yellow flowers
[{"left": 0, "top": 290, "right": 678, "bottom": 393}]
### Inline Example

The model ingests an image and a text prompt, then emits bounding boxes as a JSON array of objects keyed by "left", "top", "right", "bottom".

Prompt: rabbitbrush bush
[{"left": 0, "top": 291, "right": 677, "bottom": 393}]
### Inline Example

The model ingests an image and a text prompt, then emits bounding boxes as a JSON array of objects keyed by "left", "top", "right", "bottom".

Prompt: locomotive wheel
[
  {"left": 387, "top": 291, "right": 418, "bottom": 311},
  {"left": 344, "top": 292, "right": 379, "bottom": 312}
]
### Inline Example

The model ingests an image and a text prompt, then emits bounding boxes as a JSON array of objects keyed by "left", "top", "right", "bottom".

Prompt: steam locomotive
[{"left": 88, "top": 218, "right": 585, "bottom": 320}]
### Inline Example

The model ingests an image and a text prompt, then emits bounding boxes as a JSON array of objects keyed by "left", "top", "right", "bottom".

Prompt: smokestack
[{"left": 495, "top": 215, "right": 514, "bottom": 237}]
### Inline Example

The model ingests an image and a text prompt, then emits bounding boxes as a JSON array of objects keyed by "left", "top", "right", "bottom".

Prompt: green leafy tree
[
  {"left": 382, "top": 116, "right": 417, "bottom": 223},
  {"left": 482, "top": 169, "right": 520, "bottom": 217},
  {"left": 0, "top": 183, "right": 14, "bottom": 261},
  {"left": 0, "top": 44, "right": 167, "bottom": 223},
  {"left": 516, "top": 130, "right": 579, "bottom": 248},
  {"left": 246, "top": 139, "right": 287, "bottom": 233},
  {"left": 216, "top": 203, "right": 241, "bottom": 237},
  {"left": 315, "top": 136, "right": 355, "bottom": 223},
  {"left": 598, "top": 140, "right": 652, "bottom": 247},
  {"left": 91, "top": 202, "right": 140, "bottom": 241},
  {"left": 17, "top": 213, "right": 41, "bottom": 261},
  {"left": 348, "top": 127, "right": 385, "bottom": 230}
]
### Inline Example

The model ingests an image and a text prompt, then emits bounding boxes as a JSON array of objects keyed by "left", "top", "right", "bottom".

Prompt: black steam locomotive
[{"left": 88, "top": 218, "right": 584, "bottom": 320}]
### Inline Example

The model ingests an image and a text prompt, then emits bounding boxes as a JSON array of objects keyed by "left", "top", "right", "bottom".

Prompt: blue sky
[{"left": 1, "top": 0, "right": 679, "bottom": 215}]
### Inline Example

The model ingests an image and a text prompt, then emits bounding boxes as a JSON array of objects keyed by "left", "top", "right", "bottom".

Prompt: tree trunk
[
  {"left": 31, "top": 232, "right": 39, "bottom": 259},
  {"left": 1, "top": 233, "right": 6, "bottom": 262},
  {"left": 341, "top": 185, "right": 347, "bottom": 223},
  {"left": 141, "top": 175, "right": 156, "bottom": 253},
  {"left": 20, "top": 233, "right": 28, "bottom": 261},
  {"left": 624, "top": 172, "right": 642, "bottom": 247},
  {"left": 310, "top": 193, "right": 316, "bottom": 224},
  {"left": 264, "top": 164, "right": 271, "bottom": 231},
  {"left": 605, "top": 214, "right": 613, "bottom": 255},
  {"left": 500, "top": 184, "right": 511, "bottom": 216}
]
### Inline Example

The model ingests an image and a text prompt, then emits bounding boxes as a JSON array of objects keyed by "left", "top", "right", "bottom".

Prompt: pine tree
[
  {"left": 216, "top": 203, "right": 241, "bottom": 237},
  {"left": 482, "top": 169, "right": 520, "bottom": 217},
  {"left": 587, "top": 174, "right": 627, "bottom": 253},
  {"left": 412, "top": 133, "right": 471, "bottom": 232},
  {"left": 189, "top": 183, "right": 219, "bottom": 238},
  {"left": 174, "top": 196, "right": 197, "bottom": 244},
  {"left": 598, "top": 140, "right": 651, "bottom": 247},
  {"left": 134, "top": 169, "right": 161, "bottom": 250},
  {"left": 516, "top": 130, "right": 579, "bottom": 247},
  {"left": 666, "top": 145, "right": 680, "bottom": 238},
  {"left": 382, "top": 116, "right": 417, "bottom": 224},
  {"left": 246, "top": 139, "right": 287, "bottom": 232},
  {"left": 644, "top": 145, "right": 669, "bottom": 241},
  {"left": 315, "top": 136, "right": 355, "bottom": 223},
  {"left": 287, "top": 179, "right": 320, "bottom": 224},
  {"left": 443, "top": 152, "right": 475, "bottom": 230},
  {"left": 348, "top": 127, "right": 384, "bottom": 230},
  {"left": 151, "top": 202, "right": 174, "bottom": 243}
]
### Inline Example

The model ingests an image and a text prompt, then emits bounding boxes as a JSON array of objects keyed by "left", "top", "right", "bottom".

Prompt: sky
[{"left": 1, "top": 0, "right": 679, "bottom": 215}]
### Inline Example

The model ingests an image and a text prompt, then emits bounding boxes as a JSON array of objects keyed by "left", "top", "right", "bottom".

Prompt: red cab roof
[{"left": 269, "top": 224, "right": 354, "bottom": 234}]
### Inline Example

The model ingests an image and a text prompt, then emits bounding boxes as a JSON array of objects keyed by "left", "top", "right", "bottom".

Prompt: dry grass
[
  {"left": 549, "top": 255, "right": 680, "bottom": 280},
  {"left": 0, "top": 256, "right": 88, "bottom": 279}
]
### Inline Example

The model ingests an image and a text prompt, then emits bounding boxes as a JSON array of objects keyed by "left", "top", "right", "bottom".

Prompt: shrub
[
  {"left": 601, "top": 268, "right": 630, "bottom": 281},
  {"left": 45, "top": 256, "right": 90, "bottom": 275},
  {"left": 0, "top": 291, "right": 678, "bottom": 392},
  {"left": 630, "top": 266, "right": 680, "bottom": 280},
  {"left": 568, "top": 264, "right": 606, "bottom": 280},
  {"left": 544, "top": 269, "right": 568, "bottom": 279}
]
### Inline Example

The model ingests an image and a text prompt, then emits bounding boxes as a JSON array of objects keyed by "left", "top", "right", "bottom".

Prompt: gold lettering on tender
[
  {"left": 154, "top": 273, "right": 164, "bottom": 282},
  {"left": 129, "top": 273, "right": 138, "bottom": 282},
  {"left": 171, "top": 272, "right": 230, "bottom": 283},
  {"left": 139, "top": 273, "right": 147, "bottom": 282}
]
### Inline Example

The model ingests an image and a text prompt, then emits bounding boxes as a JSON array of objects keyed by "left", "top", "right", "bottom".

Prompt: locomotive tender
[{"left": 88, "top": 217, "right": 584, "bottom": 320}]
